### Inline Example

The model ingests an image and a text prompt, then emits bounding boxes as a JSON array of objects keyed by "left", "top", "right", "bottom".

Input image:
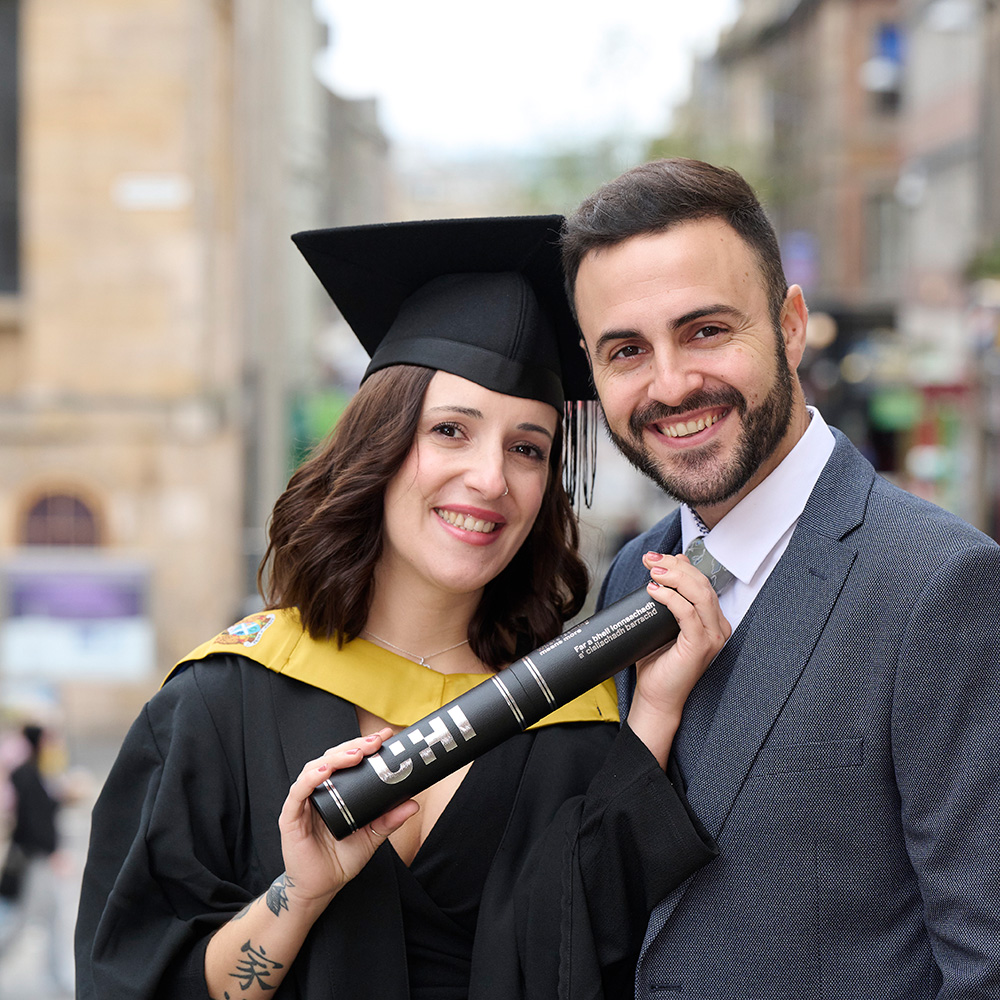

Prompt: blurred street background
[{"left": 1, "top": 0, "right": 999, "bottom": 993}]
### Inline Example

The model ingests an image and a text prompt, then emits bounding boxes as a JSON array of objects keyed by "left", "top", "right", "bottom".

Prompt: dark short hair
[
  {"left": 22, "top": 724, "right": 43, "bottom": 753},
  {"left": 562, "top": 158, "right": 788, "bottom": 327},
  {"left": 259, "top": 365, "right": 588, "bottom": 669}
]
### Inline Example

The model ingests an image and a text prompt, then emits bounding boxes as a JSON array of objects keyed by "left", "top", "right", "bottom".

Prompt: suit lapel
[
  {"left": 684, "top": 429, "right": 871, "bottom": 837},
  {"left": 641, "top": 528, "right": 857, "bottom": 951},
  {"left": 639, "top": 431, "right": 875, "bottom": 960},
  {"left": 684, "top": 524, "right": 857, "bottom": 835}
]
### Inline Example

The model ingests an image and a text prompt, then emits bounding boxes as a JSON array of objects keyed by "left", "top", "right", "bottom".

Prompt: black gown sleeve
[
  {"left": 565, "top": 723, "right": 715, "bottom": 997},
  {"left": 472, "top": 722, "right": 716, "bottom": 1000},
  {"left": 75, "top": 668, "right": 258, "bottom": 1000}
]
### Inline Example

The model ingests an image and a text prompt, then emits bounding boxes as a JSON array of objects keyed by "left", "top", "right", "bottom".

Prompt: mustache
[{"left": 627, "top": 389, "right": 746, "bottom": 437}]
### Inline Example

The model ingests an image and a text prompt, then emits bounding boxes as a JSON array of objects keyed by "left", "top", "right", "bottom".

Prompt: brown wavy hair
[{"left": 259, "top": 365, "right": 589, "bottom": 669}]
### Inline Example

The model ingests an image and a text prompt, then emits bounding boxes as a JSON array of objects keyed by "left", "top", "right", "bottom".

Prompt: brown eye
[
  {"left": 611, "top": 344, "right": 645, "bottom": 360},
  {"left": 510, "top": 442, "right": 545, "bottom": 462}
]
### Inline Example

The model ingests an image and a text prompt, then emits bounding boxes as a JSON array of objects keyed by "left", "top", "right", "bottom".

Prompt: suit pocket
[{"left": 755, "top": 738, "right": 864, "bottom": 774}]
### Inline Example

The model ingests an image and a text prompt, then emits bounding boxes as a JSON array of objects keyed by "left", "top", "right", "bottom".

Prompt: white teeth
[
  {"left": 662, "top": 411, "right": 723, "bottom": 438},
  {"left": 435, "top": 509, "right": 497, "bottom": 533}
]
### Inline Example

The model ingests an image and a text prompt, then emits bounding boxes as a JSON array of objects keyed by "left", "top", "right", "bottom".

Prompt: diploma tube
[{"left": 311, "top": 585, "right": 682, "bottom": 839}]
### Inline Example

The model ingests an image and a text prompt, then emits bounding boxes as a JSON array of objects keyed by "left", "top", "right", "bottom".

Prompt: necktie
[
  {"left": 685, "top": 535, "right": 735, "bottom": 594},
  {"left": 671, "top": 535, "right": 736, "bottom": 774}
]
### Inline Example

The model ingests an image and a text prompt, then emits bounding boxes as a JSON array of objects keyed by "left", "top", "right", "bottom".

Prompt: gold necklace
[{"left": 361, "top": 630, "right": 470, "bottom": 667}]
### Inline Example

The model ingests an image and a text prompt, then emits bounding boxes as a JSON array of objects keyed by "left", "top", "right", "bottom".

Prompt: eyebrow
[
  {"left": 594, "top": 303, "right": 749, "bottom": 353},
  {"left": 670, "top": 304, "right": 748, "bottom": 330},
  {"left": 518, "top": 423, "right": 554, "bottom": 439},
  {"left": 427, "top": 405, "right": 554, "bottom": 440}
]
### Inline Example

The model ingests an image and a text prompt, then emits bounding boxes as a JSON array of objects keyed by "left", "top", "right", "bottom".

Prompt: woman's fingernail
[
  {"left": 645, "top": 551, "right": 662, "bottom": 561},
  {"left": 364, "top": 735, "right": 379, "bottom": 743},
  {"left": 651, "top": 565, "right": 667, "bottom": 576},
  {"left": 648, "top": 580, "right": 661, "bottom": 589},
  {"left": 345, "top": 748, "right": 361, "bottom": 756}
]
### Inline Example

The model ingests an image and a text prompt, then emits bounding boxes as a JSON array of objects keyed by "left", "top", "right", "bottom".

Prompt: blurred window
[
  {"left": 876, "top": 24, "right": 903, "bottom": 64},
  {"left": 22, "top": 494, "right": 100, "bottom": 547},
  {"left": 0, "top": 0, "right": 17, "bottom": 293},
  {"left": 861, "top": 22, "right": 903, "bottom": 115}
]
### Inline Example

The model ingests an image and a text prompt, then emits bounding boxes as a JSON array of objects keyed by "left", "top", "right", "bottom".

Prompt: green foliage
[
  {"left": 506, "top": 129, "right": 774, "bottom": 220},
  {"left": 289, "top": 388, "right": 352, "bottom": 472},
  {"left": 645, "top": 122, "right": 781, "bottom": 211},
  {"left": 964, "top": 240, "right": 1000, "bottom": 282},
  {"left": 515, "top": 139, "right": 657, "bottom": 216}
]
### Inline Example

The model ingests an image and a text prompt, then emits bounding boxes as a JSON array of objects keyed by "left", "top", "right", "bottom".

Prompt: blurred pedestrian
[{"left": 0, "top": 723, "right": 73, "bottom": 995}]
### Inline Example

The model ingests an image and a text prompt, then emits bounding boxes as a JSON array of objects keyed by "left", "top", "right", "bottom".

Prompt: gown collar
[{"left": 170, "top": 608, "right": 619, "bottom": 729}]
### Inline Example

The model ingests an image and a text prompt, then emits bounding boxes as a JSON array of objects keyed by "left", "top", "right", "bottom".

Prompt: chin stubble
[{"left": 605, "top": 335, "right": 795, "bottom": 508}]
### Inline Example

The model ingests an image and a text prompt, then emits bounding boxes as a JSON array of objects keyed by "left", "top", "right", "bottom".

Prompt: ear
[
  {"left": 780, "top": 285, "right": 809, "bottom": 370},
  {"left": 578, "top": 336, "right": 592, "bottom": 365}
]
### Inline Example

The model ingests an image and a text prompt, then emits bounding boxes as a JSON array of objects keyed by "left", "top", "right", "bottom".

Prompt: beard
[{"left": 605, "top": 333, "right": 795, "bottom": 509}]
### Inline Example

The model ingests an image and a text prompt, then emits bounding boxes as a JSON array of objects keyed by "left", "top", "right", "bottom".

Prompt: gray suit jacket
[{"left": 599, "top": 430, "right": 1000, "bottom": 998}]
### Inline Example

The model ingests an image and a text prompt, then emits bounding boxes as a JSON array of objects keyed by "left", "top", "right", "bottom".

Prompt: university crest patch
[{"left": 216, "top": 612, "right": 276, "bottom": 647}]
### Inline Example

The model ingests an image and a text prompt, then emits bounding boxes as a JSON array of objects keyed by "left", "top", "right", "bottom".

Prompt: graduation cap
[{"left": 290, "top": 216, "right": 594, "bottom": 409}]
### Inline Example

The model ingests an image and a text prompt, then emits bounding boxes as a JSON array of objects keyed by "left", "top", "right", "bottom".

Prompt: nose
[
  {"left": 648, "top": 348, "right": 704, "bottom": 408},
  {"left": 463, "top": 444, "right": 508, "bottom": 500}
]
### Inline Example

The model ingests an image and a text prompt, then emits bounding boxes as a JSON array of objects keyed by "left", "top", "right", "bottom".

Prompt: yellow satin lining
[{"left": 172, "top": 608, "right": 619, "bottom": 729}]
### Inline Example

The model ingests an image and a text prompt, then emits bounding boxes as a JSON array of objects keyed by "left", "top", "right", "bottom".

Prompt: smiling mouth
[
  {"left": 655, "top": 409, "right": 728, "bottom": 439},
  {"left": 435, "top": 508, "right": 499, "bottom": 534}
]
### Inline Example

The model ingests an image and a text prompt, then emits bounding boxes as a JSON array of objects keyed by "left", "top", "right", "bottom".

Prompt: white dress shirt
[{"left": 680, "top": 407, "right": 836, "bottom": 634}]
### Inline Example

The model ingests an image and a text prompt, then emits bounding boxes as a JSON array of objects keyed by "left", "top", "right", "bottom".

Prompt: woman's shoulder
[
  {"left": 156, "top": 637, "right": 348, "bottom": 741},
  {"left": 145, "top": 654, "right": 262, "bottom": 745},
  {"left": 161, "top": 650, "right": 261, "bottom": 694},
  {"left": 163, "top": 608, "right": 308, "bottom": 685}
]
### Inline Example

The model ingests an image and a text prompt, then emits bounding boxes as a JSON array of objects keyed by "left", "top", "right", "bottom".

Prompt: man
[{"left": 562, "top": 157, "right": 1000, "bottom": 997}]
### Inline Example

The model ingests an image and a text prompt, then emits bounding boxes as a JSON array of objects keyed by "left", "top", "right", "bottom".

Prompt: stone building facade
[
  {"left": 673, "top": 0, "right": 1000, "bottom": 529},
  {"left": 0, "top": 0, "right": 389, "bottom": 734}
]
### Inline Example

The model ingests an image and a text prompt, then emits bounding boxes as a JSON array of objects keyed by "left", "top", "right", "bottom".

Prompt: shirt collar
[{"left": 681, "top": 407, "right": 835, "bottom": 583}]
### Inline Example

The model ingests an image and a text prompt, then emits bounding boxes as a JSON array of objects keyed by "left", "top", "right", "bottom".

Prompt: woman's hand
[
  {"left": 277, "top": 729, "right": 419, "bottom": 911},
  {"left": 205, "top": 731, "right": 419, "bottom": 997},
  {"left": 626, "top": 552, "right": 731, "bottom": 767}
]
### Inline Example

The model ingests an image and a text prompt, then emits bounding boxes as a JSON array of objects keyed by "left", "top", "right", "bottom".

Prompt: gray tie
[
  {"left": 685, "top": 535, "right": 735, "bottom": 594},
  {"left": 672, "top": 536, "right": 736, "bottom": 775}
]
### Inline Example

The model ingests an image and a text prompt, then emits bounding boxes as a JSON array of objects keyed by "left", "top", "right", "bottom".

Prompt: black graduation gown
[{"left": 75, "top": 655, "right": 715, "bottom": 1000}]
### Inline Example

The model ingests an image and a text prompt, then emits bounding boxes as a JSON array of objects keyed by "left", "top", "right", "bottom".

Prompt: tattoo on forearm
[
  {"left": 266, "top": 872, "right": 293, "bottom": 917},
  {"left": 230, "top": 939, "right": 283, "bottom": 991}
]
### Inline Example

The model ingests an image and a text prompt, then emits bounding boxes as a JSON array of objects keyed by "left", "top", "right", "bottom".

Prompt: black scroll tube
[{"left": 311, "top": 585, "right": 682, "bottom": 839}]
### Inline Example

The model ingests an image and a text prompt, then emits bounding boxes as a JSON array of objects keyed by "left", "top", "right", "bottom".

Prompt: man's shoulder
[
  {"left": 866, "top": 472, "right": 998, "bottom": 553},
  {"left": 814, "top": 428, "right": 997, "bottom": 552}
]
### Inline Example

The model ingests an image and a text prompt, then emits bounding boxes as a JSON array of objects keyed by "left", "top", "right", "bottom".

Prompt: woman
[{"left": 75, "top": 217, "right": 729, "bottom": 1000}]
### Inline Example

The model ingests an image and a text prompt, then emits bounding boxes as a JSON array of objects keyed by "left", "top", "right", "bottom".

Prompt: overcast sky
[{"left": 313, "top": 1, "right": 739, "bottom": 157}]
